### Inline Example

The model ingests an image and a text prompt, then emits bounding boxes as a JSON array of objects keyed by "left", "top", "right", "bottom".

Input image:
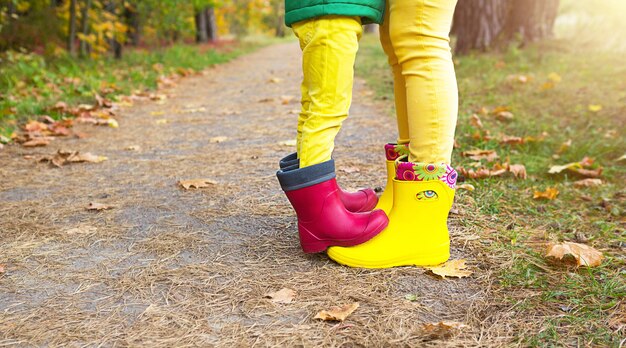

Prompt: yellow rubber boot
[
  {"left": 328, "top": 159, "right": 457, "bottom": 268},
  {"left": 375, "top": 143, "right": 409, "bottom": 215}
]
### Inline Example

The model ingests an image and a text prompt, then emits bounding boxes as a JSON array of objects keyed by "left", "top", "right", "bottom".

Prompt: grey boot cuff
[
  {"left": 276, "top": 159, "right": 336, "bottom": 192},
  {"left": 279, "top": 152, "right": 299, "bottom": 169}
]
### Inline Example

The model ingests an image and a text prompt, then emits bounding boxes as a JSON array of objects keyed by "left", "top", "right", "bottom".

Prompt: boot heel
[{"left": 298, "top": 225, "right": 330, "bottom": 253}]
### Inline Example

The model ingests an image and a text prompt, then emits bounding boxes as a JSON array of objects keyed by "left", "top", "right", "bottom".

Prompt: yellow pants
[
  {"left": 380, "top": 0, "right": 458, "bottom": 164},
  {"left": 292, "top": 16, "right": 363, "bottom": 168}
]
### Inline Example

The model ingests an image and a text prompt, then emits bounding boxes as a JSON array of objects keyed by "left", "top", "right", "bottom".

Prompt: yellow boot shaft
[{"left": 374, "top": 160, "right": 396, "bottom": 215}]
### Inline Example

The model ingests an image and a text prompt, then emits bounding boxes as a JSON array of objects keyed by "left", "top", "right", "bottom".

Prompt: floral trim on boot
[
  {"left": 385, "top": 143, "right": 410, "bottom": 161},
  {"left": 395, "top": 156, "right": 458, "bottom": 189}
]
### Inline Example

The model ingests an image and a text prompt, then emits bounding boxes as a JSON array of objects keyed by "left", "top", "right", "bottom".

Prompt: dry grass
[{"left": 0, "top": 43, "right": 549, "bottom": 347}]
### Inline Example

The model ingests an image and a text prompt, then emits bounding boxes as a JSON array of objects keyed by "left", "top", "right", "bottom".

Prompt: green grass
[
  {"left": 0, "top": 40, "right": 270, "bottom": 139},
  {"left": 356, "top": 34, "right": 625, "bottom": 346}
]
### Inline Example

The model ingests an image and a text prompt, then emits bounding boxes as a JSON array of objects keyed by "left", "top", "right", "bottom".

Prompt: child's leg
[
  {"left": 292, "top": 16, "right": 363, "bottom": 168},
  {"left": 379, "top": 1, "right": 409, "bottom": 145},
  {"left": 389, "top": 0, "right": 458, "bottom": 164}
]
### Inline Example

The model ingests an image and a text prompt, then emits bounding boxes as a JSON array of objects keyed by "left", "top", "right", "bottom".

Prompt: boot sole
[
  {"left": 299, "top": 218, "right": 389, "bottom": 254},
  {"left": 327, "top": 243, "right": 450, "bottom": 268}
]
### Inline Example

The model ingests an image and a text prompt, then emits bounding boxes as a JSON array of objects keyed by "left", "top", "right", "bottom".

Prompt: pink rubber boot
[
  {"left": 277, "top": 159, "right": 388, "bottom": 253},
  {"left": 279, "top": 153, "right": 378, "bottom": 213}
]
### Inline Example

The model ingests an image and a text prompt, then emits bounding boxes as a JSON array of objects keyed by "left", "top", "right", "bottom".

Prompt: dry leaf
[
  {"left": 268, "top": 77, "right": 282, "bottom": 83},
  {"left": 264, "top": 288, "right": 296, "bottom": 304},
  {"left": 281, "top": 95, "right": 296, "bottom": 105},
  {"left": 314, "top": 303, "right": 359, "bottom": 322},
  {"left": 469, "top": 114, "right": 483, "bottom": 129},
  {"left": 179, "top": 179, "right": 217, "bottom": 190},
  {"left": 40, "top": 150, "right": 107, "bottom": 167},
  {"left": 457, "top": 183, "right": 475, "bottom": 191},
  {"left": 258, "top": 97, "right": 274, "bottom": 103},
  {"left": 209, "top": 136, "right": 228, "bottom": 143},
  {"left": 22, "top": 137, "right": 51, "bottom": 147},
  {"left": 125, "top": 145, "right": 141, "bottom": 151},
  {"left": 548, "top": 72, "right": 562, "bottom": 83},
  {"left": 546, "top": 242, "right": 603, "bottom": 267},
  {"left": 0, "top": 264, "right": 5, "bottom": 274},
  {"left": 508, "top": 164, "right": 527, "bottom": 179},
  {"left": 549, "top": 157, "right": 600, "bottom": 177},
  {"left": 87, "top": 202, "right": 112, "bottom": 211},
  {"left": 500, "top": 135, "right": 524, "bottom": 145},
  {"left": 426, "top": 259, "right": 472, "bottom": 279},
  {"left": 421, "top": 321, "right": 469, "bottom": 339},
  {"left": 278, "top": 139, "right": 297, "bottom": 147},
  {"left": 495, "top": 111, "right": 514, "bottom": 122},
  {"left": 616, "top": 153, "right": 626, "bottom": 162},
  {"left": 155, "top": 119, "right": 168, "bottom": 125},
  {"left": 461, "top": 149, "right": 498, "bottom": 162},
  {"left": 588, "top": 104, "right": 602, "bottom": 112},
  {"left": 573, "top": 178, "right": 603, "bottom": 188},
  {"left": 533, "top": 187, "right": 559, "bottom": 200},
  {"left": 506, "top": 74, "right": 530, "bottom": 84},
  {"left": 557, "top": 139, "right": 572, "bottom": 154}
]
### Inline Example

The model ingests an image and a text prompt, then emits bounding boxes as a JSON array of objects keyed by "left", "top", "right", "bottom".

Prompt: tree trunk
[
  {"left": 105, "top": 1, "right": 122, "bottom": 59},
  {"left": 205, "top": 7, "right": 218, "bottom": 42},
  {"left": 274, "top": 1, "right": 285, "bottom": 37},
  {"left": 502, "top": 0, "right": 559, "bottom": 44},
  {"left": 125, "top": 2, "right": 140, "bottom": 46},
  {"left": 67, "top": 0, "right": 77, "bottom": 55},
  {"left": 79, "top": 0, "right": 91, "bottom": 57},
  {"left": 452, "top": 0, "right": 509, "bottom": 54},
  {"left": 452, "top": 0, "right": 560, "bottom": 54},
  {"left": 195, "top": 8, "right": 208, "bottom": 43}
]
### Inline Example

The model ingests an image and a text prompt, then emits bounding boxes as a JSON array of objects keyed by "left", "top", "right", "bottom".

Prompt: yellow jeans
[
  {"left": 380, "top": 0, "right": 458, "bottom": 164},
  {"left": 293, "top": 16, "right": 363, "bottom": 168}
]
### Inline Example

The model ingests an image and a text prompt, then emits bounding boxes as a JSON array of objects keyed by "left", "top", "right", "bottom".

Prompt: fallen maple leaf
[
  {"left": 314, "top": 303, "right": 359, "bottom": 322},
  {"left": 421, "top": 321, "right": 469, "bottom": 339},
  {"left": 461, "top": 149, "right": 498, "bottom": 162},
  {"left": 426, "top": 259, "right": 472, "bottom": 279},
  {"left": 533, "top": 187, "right": 559, "bottom": 200},
  {"left": 573, "top": 178, "right": 603, "bottom": 188},
  {"left": 469, "top": 114, "right": 483, "bottom": 129},
  {"left": 22, "top": 137, "right": 51, "bottom": 147},
  {"left": 546, "top": 241, "right": 603, "bottom": 267},
  {"left": 40, "top": 150, "right": 108, "bottom": 167},
  {"left": 549, "top": 157, "right": 601, "bottom": 178},
  {"left": 495, "top": 111, "right": 514, "bottom": 122},
  {"left": 87, "top": 202, "right": 112, "bottom": 211},
  {"left": 264, "top": 288, "right": 296, "bottom": 304},
  {"left": 179, "top": 179, "right": 217, "bottom": 190},
  {"left": 500, "top": 135, "right": 524, "bottom": 145},
  {"left": 507, "top": 164, "right": 527, "bottom": 179},
  {"left": 457, "top": 183, "right": 475, "bottom": 191}
]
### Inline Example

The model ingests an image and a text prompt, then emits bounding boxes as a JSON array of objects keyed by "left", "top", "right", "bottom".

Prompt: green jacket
[{"left": 285, "top": 0, "right": 385, "bottom": 27}]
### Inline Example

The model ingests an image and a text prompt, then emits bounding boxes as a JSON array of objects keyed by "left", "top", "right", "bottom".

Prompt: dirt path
[{"left": 1, "top": 43, "right": 497, "bottom": 347}]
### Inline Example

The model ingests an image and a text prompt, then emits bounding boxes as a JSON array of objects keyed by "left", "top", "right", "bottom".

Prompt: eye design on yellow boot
[{"left": 416, "top": 190, "right": 438, "bottom": 201}]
